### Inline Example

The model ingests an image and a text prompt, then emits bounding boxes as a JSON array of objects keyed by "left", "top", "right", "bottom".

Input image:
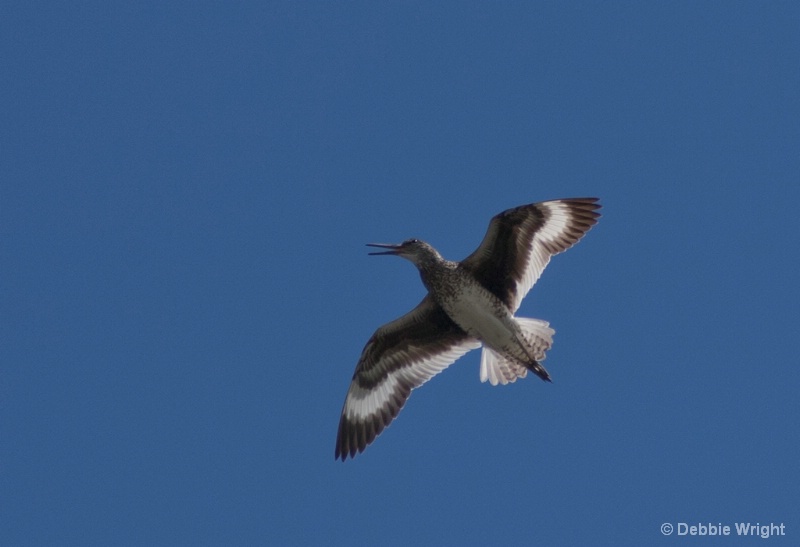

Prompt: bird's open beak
[{"left": 366, "top": 243, "right": 402, "bottom": 256}]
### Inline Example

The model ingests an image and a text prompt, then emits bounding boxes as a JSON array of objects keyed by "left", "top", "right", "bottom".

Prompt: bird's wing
[
  {"left": 335, "top": 295, "right": 480, "bottom": 461},
  {"left": 460, "top": 198, "right": 601, "bottom": 312}
]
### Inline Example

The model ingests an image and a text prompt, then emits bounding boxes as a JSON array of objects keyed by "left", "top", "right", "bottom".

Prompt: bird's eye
[{"left": 408, "top": 238, "right": 419, "bottom": 244}]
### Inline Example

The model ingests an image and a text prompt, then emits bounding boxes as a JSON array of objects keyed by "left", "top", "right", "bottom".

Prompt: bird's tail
[{"left": 479, "top": 318, "right": 555, "bottom": 385}]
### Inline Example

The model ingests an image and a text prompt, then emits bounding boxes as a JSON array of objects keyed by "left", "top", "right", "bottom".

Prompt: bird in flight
[{"left": 335, "top": 197, "right": 601, "bottom": 460}]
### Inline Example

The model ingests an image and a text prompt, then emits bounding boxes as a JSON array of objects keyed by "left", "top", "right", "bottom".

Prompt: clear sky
[{"left": 3, "top": 2, "right": 799, "bottom": 545}]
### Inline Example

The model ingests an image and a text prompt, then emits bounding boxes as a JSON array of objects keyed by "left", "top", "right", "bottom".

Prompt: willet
[{"left": 335, "top": 197, "right": 601, "bottom": 460}]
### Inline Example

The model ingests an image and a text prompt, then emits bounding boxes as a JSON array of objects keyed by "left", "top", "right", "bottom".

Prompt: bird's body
[
  {"left": 414, "top": 249, "right": 551, "bottom": 381},
  {"left": 335, "top": 197, "right": 601, "bottom": 461}
]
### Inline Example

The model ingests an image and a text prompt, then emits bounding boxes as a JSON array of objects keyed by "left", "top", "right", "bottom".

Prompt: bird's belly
[{"left": 441, "top": 287, "right": 518, "bottom": 351}]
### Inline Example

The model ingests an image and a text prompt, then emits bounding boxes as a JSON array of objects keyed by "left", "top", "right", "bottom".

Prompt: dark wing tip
[
  {"left": 335, "top": 414, "right": 364, "bottom": 462},
  {"left": 334, "top": 387, "right": 409, "bottom": 462},
  {"left": 564, "top": 197, "right": 602, "bottom": 228},
  {"left": 556, "top": 197, "right": 602, "bottom": 215},
  {"left": 333, "top": 418, "right": 385, "bottom": 462}
]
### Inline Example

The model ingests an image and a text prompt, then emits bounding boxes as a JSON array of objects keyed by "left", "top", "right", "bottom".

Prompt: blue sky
[{"left": 2, "top": 2, "right": 799, "bottom": 545}]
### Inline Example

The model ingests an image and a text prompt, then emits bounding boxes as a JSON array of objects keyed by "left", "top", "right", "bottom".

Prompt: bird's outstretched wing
[
  {"left": 335, "top": 296, "right": 480, "bottom": 461},
  {"left": 461, "top": 198, "right": 601, "bottom": 312}
]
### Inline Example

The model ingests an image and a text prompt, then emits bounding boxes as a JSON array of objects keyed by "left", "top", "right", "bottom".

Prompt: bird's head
[{"left": 366, "top": 239, "right": 440, "bottom": 267}]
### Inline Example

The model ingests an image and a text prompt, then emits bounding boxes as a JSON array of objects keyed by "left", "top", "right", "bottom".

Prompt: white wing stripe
[
  {"left": 343, "top": 340, "right": 480, "bottom": 422},
  {"left": 511, "top": 201, "right": 595, "bottom": 311}
]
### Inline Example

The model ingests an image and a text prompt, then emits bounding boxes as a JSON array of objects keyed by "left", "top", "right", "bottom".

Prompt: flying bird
[{"left": 335, "top": 197, "right": 601, "bottom": 460}]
